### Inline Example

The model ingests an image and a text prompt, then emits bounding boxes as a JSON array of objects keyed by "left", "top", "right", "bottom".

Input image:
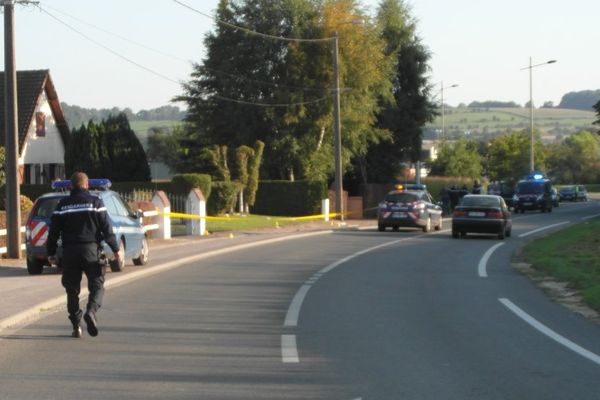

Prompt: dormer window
[{"left": 36, "top": 111, "right": 46, "bottom": 137}]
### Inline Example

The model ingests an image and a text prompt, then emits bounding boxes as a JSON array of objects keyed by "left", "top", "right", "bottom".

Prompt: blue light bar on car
[
  {"left": 51, "top": 178, "right": 112, "bottom": 191},
  {"left": 523, "top": 170, "right": 548, "bottom": 180},
  {"left": 51, "top": 180, "right": 72, "bottom": 190}
]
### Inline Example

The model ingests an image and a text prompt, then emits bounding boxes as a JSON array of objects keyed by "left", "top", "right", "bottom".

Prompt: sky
[{"left": 3, "top": 0, "right": 599, "bottom": 112}]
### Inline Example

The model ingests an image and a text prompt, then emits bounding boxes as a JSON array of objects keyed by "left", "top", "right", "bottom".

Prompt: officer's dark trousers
[{"left": 61, "top": 243, "right": 105, "bottom": 326}]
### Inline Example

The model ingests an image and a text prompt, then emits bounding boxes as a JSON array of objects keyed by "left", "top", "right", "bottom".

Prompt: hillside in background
[
  {"left": 61, "top": 103, "right": 186, "bottom": 129},
  {"left": 425, "top": 106, "right": 596, "bottom": 143}
]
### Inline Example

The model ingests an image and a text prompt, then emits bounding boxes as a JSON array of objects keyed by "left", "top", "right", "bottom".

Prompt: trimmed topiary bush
[{"left": 207, "top": 181, "right": 239, "bottom": 215}]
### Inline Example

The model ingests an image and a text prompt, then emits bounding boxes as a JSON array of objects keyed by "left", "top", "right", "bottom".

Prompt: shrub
[
  {"left": 171, "top": 174, "right": 212, "bottom": 199},
  {"left": 207, "top": 181, "right": 239, "bottom": 215},
  {"left": 20, "top": 195, "right": 33, "bottom": 214}
]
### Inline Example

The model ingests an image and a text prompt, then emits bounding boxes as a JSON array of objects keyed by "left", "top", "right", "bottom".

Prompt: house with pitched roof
[{"left": 0, "top": 69, "right": 70, "bottom": 184}]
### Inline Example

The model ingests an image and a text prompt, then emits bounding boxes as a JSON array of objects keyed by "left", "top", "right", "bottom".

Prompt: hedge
[
  {"left": 252, "top": 180, "right": 327, "bottom": 217},
  {"left": 171, "top": 174, "right": 212, "bottom": 199}
]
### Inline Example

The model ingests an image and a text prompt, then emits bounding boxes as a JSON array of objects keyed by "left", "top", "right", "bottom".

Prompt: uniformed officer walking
[{"left": 47, "top": 172, "right": 120, "bottom": 338}]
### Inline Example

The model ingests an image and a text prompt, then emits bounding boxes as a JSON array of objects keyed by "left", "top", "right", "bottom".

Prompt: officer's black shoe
[
  {"left": 84, "top": 312, "right": 98, "bottom": 337},
  {"left": 71, "top": 325, "right": 82, "bottom": 338}
]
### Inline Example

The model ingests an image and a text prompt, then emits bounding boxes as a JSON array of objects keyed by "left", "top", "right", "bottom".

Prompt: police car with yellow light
[
  {"left": 25, "top": 178, "right": 149, "bottom": 275},
  {"left": 377, "top": 184, "right": 443, "bottom": 232}
]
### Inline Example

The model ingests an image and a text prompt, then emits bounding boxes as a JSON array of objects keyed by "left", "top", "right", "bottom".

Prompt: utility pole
[
  {"left": 4, "top": 0, "right": 21, "bottom": 258},
  {"left": 2, "top": 0, "right": 38, "bottom": 258},
  {"left": 332, "top": 32, "right": 343, "bottom": 221}
]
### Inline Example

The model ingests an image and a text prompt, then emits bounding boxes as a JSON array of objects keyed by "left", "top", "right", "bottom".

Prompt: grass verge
[{"left": 522, "top": 218, "right": 600, "bottom": 311}]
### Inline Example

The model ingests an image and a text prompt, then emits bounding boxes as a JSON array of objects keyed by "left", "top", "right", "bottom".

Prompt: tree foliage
[
  {"left": 64, "top": 113, "right": 150, "bottom": 182},
  {"left": 363, "top": 0, "right": 437, "bottom": 183},
  {"left": 485, "top": 130, "right": 544, "bottom": 182},
  {"left": 428, "top": 138, "right": 482, "bottom": 178},
  {"left": 176, "top": 0, "right": 398, "bottom": 183},
  {"left": 546, "top": 131, "right": 600, "bottom": 183}
]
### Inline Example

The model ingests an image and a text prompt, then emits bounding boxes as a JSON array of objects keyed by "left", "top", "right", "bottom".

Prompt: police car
[
  {"left": 25, "top": 179, "right": 149, "bottom": 275},
  {"left": 512, "top": 172, "right": 553, "bottom": 213},
  {"left": 377, "top": 184, "right": 443, "bottom": 232}
]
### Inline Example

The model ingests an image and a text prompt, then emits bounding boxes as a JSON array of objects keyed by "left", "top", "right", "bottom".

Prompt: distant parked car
[
  {"left": 452, "top": 195, "right": 512, "bottom": 239},
  {"left": 558, "top": 185, "right": 588, "bottom": 202}
]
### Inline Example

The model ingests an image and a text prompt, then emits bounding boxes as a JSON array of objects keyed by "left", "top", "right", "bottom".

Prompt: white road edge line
[
  {"left": 499, "top": 298, "right": 600, "bottom": 366},
  {"left": 581, "top": 213, "right": 600, "bottom": 221},
  {"left": 518, "top": 221, "right": 570, "bottom": 238},
  {"left": 0, "top": 230, "right": 333, "bottom": 334},
  {"left": 478, "top": 242, "right": 505, "bottom": 278},
  {"left": 281, "top": 335, "right": 299, "bottom": 363}
]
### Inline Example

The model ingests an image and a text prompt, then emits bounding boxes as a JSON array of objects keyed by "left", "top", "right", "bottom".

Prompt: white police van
[{"left": 25, "top": 179, "right": 149, "bottom": 275}]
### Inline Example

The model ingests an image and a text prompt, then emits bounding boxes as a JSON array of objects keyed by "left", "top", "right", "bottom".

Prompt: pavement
[{"left": 0, "top": 219, "right": 376, "bottom": 334}]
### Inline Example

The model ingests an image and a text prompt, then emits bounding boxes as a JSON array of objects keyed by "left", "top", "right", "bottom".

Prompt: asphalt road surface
[{"left": 1, "top": 200, "right": 600, "bottom": 399}]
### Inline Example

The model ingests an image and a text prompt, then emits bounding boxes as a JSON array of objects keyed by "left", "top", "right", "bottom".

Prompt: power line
[
  {"left": 37, "top": 5, "right": 181, "bottom": 85},
  {"left": 171, "top": 0, "right": 332, "bottom": 43},
  {"left": 37, "top": 4, "right": 330, "bottom": 108},
  {"left": 41, "top": 2, "right": 327, "bottom": 93},
  {"left": 41, "top": 2, "right": 190, "bottom": 63},
  {"left": 198, "top": 65, "right": 329, "bottom": 93},
  {"left": 211, "top": 94, "right": 330, "bottom": 108}
]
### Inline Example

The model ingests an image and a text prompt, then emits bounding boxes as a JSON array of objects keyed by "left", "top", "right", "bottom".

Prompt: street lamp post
[
  {"left": 521, "top": 57, "right": 556, "bottom": 172},
  {"left": 440, "top": 81, "right": 459, "bottom": 141}
]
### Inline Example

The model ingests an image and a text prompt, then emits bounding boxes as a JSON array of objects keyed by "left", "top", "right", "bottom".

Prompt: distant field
[
  {"left": 427, "top": 107, "right": 595, "bottom": 140},
  {"left": 127, "top": 108, "right": 596, "bottom": 148}
]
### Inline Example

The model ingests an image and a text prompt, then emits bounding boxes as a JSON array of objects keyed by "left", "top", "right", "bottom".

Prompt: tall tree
[
  {"left": 594, "top": 99, "right": 600, "bottom": 135},
  {"left": 65, "top": 113, "right": 150, "bottom": 181},
  {"left": 546, "top": 131, "right": 600, "bottom": 183},
  {"left": 486, "top": 130, "right": 545, "bottom": 182},
  {"left": 177, "top": 0, "right": 331, "bottom": 180},
  {"left": 364, "top": 0, "right": 437, "bottom": 183},
  {"left": 177, "top": 0, "right": 392, "bottom": 182}
]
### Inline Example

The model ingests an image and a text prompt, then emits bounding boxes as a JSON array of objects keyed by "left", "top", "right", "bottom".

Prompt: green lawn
[
  {"left": 522, "top": 218, "right": 600, "bottom": 311},
  {"left": 170, "top": 214, "right": 320, "bottom": 235}
]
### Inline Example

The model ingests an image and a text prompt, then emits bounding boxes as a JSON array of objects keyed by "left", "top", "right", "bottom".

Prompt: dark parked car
[
  {"left": 512, "top": 178, "right": 553, "bottom": 213},
  {"left": 558, "top": 185, "right": 588, "bottom": 202},
  {"left": 452, "top": 195, "right": 512, "bottom": 239},
  {"left": 377, "top": 184, "right": 443, "bottom": 232},
  {"left": 25, "top": 179, "right": 149, "bottom": 275}
]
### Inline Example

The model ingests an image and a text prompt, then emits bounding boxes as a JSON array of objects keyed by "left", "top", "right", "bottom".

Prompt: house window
[{"left": 36, "top": 112, "right": 46, "bottom": 137}]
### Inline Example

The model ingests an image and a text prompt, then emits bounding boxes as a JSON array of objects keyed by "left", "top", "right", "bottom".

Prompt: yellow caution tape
[{"left": 157, "top": 210, "right": 343, "bottom": 222}]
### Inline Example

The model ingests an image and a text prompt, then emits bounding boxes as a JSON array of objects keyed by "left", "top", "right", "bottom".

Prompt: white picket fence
[{"left": 0, "top": 227, "right": 26, "bottom": 255}]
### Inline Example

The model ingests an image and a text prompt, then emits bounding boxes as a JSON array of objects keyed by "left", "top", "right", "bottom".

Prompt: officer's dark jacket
[{"left": 47, "top": 188, "right": 119, "bottom": 256}]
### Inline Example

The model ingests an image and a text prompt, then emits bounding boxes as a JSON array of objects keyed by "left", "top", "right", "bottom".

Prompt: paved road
[{"left": 1, "top": 200, "right": 599, "bottom": 399}]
